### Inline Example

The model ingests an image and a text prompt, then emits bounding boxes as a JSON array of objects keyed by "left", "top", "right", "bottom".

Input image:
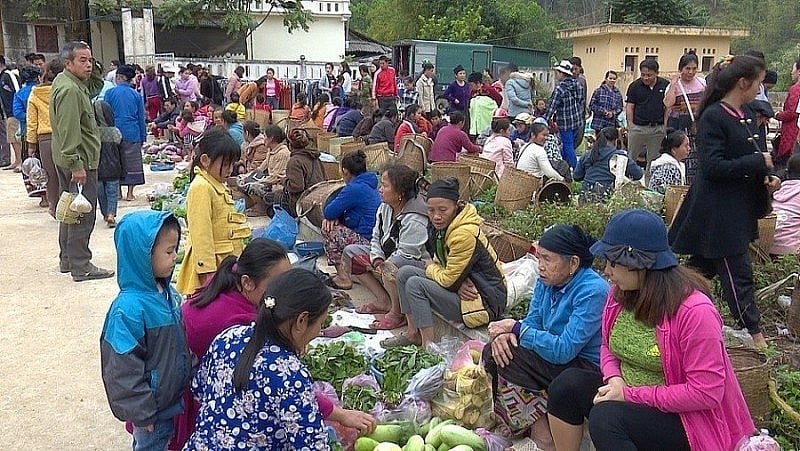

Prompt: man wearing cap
[
  {"left": 51, "top": 41, "right": 114, "bottom": 281},
  {"left": 106, "top": 64, "right": 147, "bottom": 202},
  {"left": 372, "top": 56, "right": 398, "bottom": 114},
  {"left": 625, "top": 58, "right": 669, "bottom": 168},
  {"left": 543, "top": 60, "right": 585, "bottom": 168}
]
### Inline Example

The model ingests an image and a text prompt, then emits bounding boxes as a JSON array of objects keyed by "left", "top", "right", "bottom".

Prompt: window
[
  {"left": 702, "top": 56, "right": 714, "bottom": 72},
  {"left": 624, "top": 55, "right": 638, "bottom": 73},
  {"left": 645, "top": 55, "right": 658, "bottom": 62},
  {"left": 35, "top": 25, "right": 59, "bottom": 53}
]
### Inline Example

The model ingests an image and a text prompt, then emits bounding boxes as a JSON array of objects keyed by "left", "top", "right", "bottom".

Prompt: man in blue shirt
[
  {"left": 543, "top": 60, "right": 586, "bottom": 169},
  {"left": 105, "top": 64, "right": 147, "bottom": 201}
]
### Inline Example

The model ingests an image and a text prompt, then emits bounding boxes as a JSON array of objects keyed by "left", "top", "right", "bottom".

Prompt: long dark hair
[
  {"left": 189, "top": 127, "right": 242, "bottom": 180},
  {"left": 589, "top": 126, "right": 619, "bottom": 164},
  {"left": 698, "top": 55, "right": 765, "bottom": 119},
  {"left": 614, "top": 265, "right": 710, "bottom": 327},
  {"left": 232, "top": 269, "right": 331, "bottom": 391},
  {"left": 383, "top": 164, "right": 421, "bottom": 201},
  {"left": 188, "top": 239, "right": 288, "bottom": 308},
  {"left": 660, "top": 128, "right": 687, "bottom": 155}
]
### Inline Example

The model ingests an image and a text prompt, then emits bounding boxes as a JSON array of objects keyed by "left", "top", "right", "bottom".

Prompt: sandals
[
  {"left": 371, "top": 313, "right": 407, "bottom": 330},
  {"left": 355, "top": 302, "right": 390, "bottom": 315},
  {"left": 326, "top": 276, "right": 353, "bottom": 290},
  {"left": 380, "top": 334, "right": 421, "bottom": 348}
]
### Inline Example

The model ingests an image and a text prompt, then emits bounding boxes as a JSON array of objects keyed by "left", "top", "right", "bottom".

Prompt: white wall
[
  {"left": 249, "top": 14, "right": 345, "bottom": 63},
  {"left": 90, "top": 20, "right": 121, "bottom": 67}
]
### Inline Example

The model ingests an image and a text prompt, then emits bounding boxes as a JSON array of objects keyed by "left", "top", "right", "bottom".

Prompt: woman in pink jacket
[{"left": 546, "top": 209, "right": 754, "bottom": 451}]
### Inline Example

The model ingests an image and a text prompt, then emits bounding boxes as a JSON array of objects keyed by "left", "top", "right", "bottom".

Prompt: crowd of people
[{"left": 2, "top": 39, "right": 800, "bottom": 450}]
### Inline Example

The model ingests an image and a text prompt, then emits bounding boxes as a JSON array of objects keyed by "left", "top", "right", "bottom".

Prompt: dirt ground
[{"left": 0, "top": 166, "right": 370, "bottom": 449}]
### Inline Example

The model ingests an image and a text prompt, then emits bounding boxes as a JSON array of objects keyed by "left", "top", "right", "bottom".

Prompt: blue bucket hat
[{"left": 589, "top": 209, "right": 678, "bottom": 270}]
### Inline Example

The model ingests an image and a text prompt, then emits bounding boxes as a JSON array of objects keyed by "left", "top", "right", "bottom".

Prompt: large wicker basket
[
  {"left": 459, "top": 154, "right": 498, "bottom": 196},
  {"left": 297, "top": 121, "right": 321, "bottom": 146},
  {"left": 339, "top": 140, "right": 366, "bottom": 158},
  {"left": 316, "top": 132, "right": 337, "bottom": 153},
  {"left": 271, "top": 109, "right": 290, "bottom": 126},
  {"left": 749, "top": 214, "right": 777, "bottom": 263},
  {"left": 727, "top": 347, "right": 770, "bottom": 422},
  {"left": 321, "top": 161, "right": 341, "bottom": 181},
  {"left": 430, "top": 162, "right": 472, "bottom": 201},
  {"left": 296, "top": 180, "right": 346, "bottom": 228},
  {"left": 364, "top": 143, "right": 392, "bottom": 172},
  {"left": 329, "top": 136, "right": 355, "bottom": 158},
  {"left": 495, "top": 166, "right": 541, "bottom": 211},
  {"left": 396, "top": 134, "right": 430, "bottom": 174},
  {"left": 664, "top": 185, "right": 689, "bottom": 225},
  {"left": 535, "top": 180, "right": 572, "bottom": 205},
  {"left": 481, "top": 223, "right": 531, "bottom": 263}
]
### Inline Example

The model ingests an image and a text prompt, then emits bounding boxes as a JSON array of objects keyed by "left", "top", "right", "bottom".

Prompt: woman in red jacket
[
  {"left": 394, "top": 104, "right": 423, "bottom": 151},
  {"left": 775, "top": 59, "right": 800, "bottom": 169}
]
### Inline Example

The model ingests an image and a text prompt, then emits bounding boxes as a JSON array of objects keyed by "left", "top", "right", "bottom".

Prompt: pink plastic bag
[
  {"left": 477, "top": 427, "right": 513, "bottom": 451},
  {"left": 450, "top": 339, "right": 486, "bottom": 371}
]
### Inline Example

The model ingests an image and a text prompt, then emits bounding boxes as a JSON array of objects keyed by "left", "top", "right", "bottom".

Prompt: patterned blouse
[{"left": 186, "top": 325, "right": 330, "bottom": 450}]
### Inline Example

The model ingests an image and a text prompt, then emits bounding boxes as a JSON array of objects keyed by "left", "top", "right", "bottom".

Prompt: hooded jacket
[
  {"left": 100, "top": 211, "right": 193, "bottom": 427},
  {"left": 370, "top": 194, "right": 430, "bottom": 263},
  {"left": 771, "top": 179, "right": 800, "bottom": 254},
  {"left": 283, "top": 147, "right": 325, "bottom": 216},
  {"left": 323, "top": 171, "right": 381, "bottom": 238},
  {"left": 574, "top": 145, "right": 643, "bottom": 196},
  {"left": 13, "top": 80, "right": 37, "bottom": 130},
  {"left": 425, "top": 203, "right": 507, "bottom": 321},
  {"left": 25, "top": 84, "right": 52, "bottom": 143},
  {"left": 505, "top": 72, "right": 534, "bottom": 117}
]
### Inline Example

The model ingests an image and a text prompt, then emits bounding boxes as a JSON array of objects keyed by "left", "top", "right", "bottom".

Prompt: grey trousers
[
  {"left": 626, "top": 123, "right": 665, "bottom": 168},
  {"left": 0, "top": 118, "right": 8, "bottom": 164},
  {"left": 56, "top": 166, "right": 99, "bottom": 275},
  {"left": 38, "top": 136, "right": 59, "bottom": 212},
  {"left": 396, "top": 265, "right": 462, "bottom": 328}
]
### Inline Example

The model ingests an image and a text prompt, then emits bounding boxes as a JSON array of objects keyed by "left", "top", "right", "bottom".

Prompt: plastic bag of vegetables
[
  {"left": 404, "top": 364, "right": 445, "bottom": 401},
  {"left": 342, "top": 374, "right": 380, "bottom": 412},
  {"left": 430, "top": 363, "right": 493, "bottom": 429}
]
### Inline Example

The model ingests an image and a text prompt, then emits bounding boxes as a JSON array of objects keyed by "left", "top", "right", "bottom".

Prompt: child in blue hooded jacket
[{"left": 100, "top": 210, "right": 193, "bottom": 450}]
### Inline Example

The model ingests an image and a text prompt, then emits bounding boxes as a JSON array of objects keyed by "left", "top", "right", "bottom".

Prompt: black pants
[
  {"left": 686, "top": 253, "right": 760, "bottom": 333},
  {"left": 56, "top": 166, "right": 99, "bottom": 275},
  {"left": 547, "top": 368, "right": 690, "bottom": 451},
  {"left": 482, "top": 342, "right": 597, "bottom": 393}
]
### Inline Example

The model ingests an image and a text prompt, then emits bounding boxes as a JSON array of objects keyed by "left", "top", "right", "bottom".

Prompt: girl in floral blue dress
[{"left": 185, "top": 269, "right": 333, "bottom": 450}]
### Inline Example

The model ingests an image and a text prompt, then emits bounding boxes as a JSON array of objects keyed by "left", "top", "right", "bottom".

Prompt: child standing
[
  {"left": 94, "top": 100, "right": 125, "bottom": 228},
  {"left": 225, "top": 92, "right": 246, "bottom": 122},
  {"left": 100, "top": 210, "right": 193, "bottom": 450},
  {"left": 400, "top": 76, "right": 419, "bottom": 112},
  {"left": 176, "top": 128, "right": 249, "bottom": 296}
]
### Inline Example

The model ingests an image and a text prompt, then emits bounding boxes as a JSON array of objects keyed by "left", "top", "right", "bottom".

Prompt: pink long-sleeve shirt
[{"left": 600, "top": 289, "right": 755, "bottom": 451}]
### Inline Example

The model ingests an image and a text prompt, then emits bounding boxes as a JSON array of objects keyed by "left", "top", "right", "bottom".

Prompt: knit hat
[
  {"left": 453, "top": 65, "right": 465, "bottom": 74},
  {"left": 116, "top": 64, "right": 136, "bottom": 80},
  {"left": 553, "top": 60, "right": 573, "bottom": 76},
  {"left": 427, "top": 178, "right": 460, "bottom": 202},
  {"left": 590, "top": 209, "right": 678, "bottom": 270}
]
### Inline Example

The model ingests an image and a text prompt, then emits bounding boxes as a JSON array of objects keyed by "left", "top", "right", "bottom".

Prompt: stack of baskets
[
  {"left": 481, "top": 223, "right": 531, "bottom": 263},
  {"left": 316, "top": 132, "right": 337, "bottom": 153},
  {"left": 339, "top": 140, "right": 365, "bottom": 158},
  {"left": 430, "top": 162, "right": 472, "bottom": 201},
  {"left": 458, "top": 154, "right": 498, "bottom": 196},
  {"left": 494, "top": 166, "right": 541, "bottom": 211},
  {"left": 727, "top": 347, "right": 770, "bottom": 423},
  {"left": 329, "top": 136, "right": 355, "bottom": 158}
]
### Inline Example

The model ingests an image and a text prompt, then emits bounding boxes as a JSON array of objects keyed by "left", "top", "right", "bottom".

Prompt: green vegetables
[
  {"left": 342, "top": 384, "right": 378, "bottom": 412},
  {"left": 301, "top": 342, "right": 368, "bottom": 394},
  {"left": 173, "top": 173, "right": 191, "bottom": 193},
  {"left": 375, "top": 346, "right": 442, "bottom": 382}
]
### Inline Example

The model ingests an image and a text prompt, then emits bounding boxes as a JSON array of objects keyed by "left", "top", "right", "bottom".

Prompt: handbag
[{"left": 263, "top": 205, "right": 298, "bottom": 250}]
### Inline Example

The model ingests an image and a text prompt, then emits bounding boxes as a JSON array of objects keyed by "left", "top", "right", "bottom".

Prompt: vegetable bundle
[{"left": 301, "top": 341, "right": 368, "bottom": 394}]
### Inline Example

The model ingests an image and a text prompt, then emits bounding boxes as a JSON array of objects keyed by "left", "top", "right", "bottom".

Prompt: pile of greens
[{"left": 301, "top": 342, "right": 368, "bottom": 394}]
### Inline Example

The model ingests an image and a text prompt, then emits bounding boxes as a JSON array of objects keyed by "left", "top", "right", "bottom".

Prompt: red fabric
[
  {"left": 416, "top": 116, "right": 432, "bottom": 135},
  {"left": 146, "top": 96, "right": 162, "bottom": 122},
  {"left": 475, "top": 83, "right": 503, "bottom": 106},
  {"left": 394, "top": 120, "right": 416, "bottom": 151},
  {"left": 775, "top": 82, "right": 800, "bottom": 159},
  {"left": 374, "top": 67, "right": 398, "bottom": 98},
  {"left": 430, "top": 124, "right": 481, "bottom": 162}
]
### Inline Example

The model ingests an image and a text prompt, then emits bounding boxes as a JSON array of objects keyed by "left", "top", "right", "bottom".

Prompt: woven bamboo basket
[
  {"left": 364, "top": 143, "right": 392, "bottom": 172},
  {"left": 727, "top": 347, "right": 770, "bottom": 422},
  {"left": 495, "top": 167, "right": 541, "bottom": 211},
  {"left": 321, "top": 161, "right": 341, "bottom": 181},
  {"left": 296, "top": 121, "right": 321, "bottom": 144},
  {"left": 396, "top": 134, "right": 430, "bottom": 174},
  {"left": 329, "top": 136, "right": 355, "bottom": 158},
  {"left": 749, "top": 214, "right": 777, "bottom": 263},
  {"left": 271, "top": 109, "right": 290, "bottom": 125},
  {"left": 481, "top": 223, "right": 531, "bottom": 263},
  {"left": 664, "top": 185, "right": 689, "bottom": 225},
  {"left": 339, "top": 140, "right": 366, "bottom": 158},
  {"left": 316, "top": 132, "right": 337, "bottom": 153},
  {"left": 535, "top": 180, "right": 571, "bottom": 205},
  {"left": 458, "top": 155, "right": 498, "bottom": 196},
  {"left": 296, "top": 180, "right": 346, "bottom": 228},
  {"left": 430, "top": 162, "right": 472, "bottom": 201}
]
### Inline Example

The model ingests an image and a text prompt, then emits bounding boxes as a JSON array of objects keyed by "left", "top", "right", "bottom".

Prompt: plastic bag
[
  {"left": 502, "top": 255, "right": 539, "bottom": 309},
  {"left": 313, "top": 381, "right": 341, "bottom": 407},
  {"left": 450, "top": 340, "right": 486, "bottom": 372},
  {"left": 341, "top": 374, "right": 381, "bottom": 412},
  {"left": 737, "top": 429, "right": 780, "bottom": 451},
  {"left": 69, "top": 184, "right": 92, "bottom": 213},
  {"left": 263, "top": 205, "right": 298, "bottom": 250},
  {"left": 374, "top": 396, "right": 431, "bottom": 426},
  {"left": 476, "top": 428, "right": 513, "bottom": 451},
  {"left": 342, "top": 374, "right": 380, "bottom": 392},
  {"left": 426, "top": 336, "right": 461, "bottom": 368},
  {"left": 55, "top": 191, "right": 80, "bottom": 224},
  {"left": 404, "top": 364, "right": 445, "bottom": 401},
  {"left": 431, "top": 363, "right": 493, "bottom": 428}
]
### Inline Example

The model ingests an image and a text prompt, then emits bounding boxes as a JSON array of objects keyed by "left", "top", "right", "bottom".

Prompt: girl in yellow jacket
[{"left": 176, "top": 128, "right": 250, "bottom": 296}]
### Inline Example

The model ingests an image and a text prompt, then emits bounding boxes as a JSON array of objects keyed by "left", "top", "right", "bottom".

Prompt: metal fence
[{"left": 125, "top": 53, "right": 333, "bottom": 81}]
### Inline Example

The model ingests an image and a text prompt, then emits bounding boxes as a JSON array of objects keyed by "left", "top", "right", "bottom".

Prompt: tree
[
  {"left": 608, "top": 0, "right": 708, "bottom": 26},
  {"left": 156, "top": 0, "right": 311, "bottom": 37},
  {"left": 417, "top": 7, "right": 492, "bottom": 42}
]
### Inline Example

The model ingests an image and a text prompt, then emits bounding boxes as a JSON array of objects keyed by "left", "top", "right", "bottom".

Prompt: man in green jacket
[{"left": 51, "top": 41, "right": 113, "bottom": 281}]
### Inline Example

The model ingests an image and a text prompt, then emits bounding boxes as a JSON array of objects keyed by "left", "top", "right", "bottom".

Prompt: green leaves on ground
[{"left": 301, "top": 341, "right": 368, "bottom": 394}]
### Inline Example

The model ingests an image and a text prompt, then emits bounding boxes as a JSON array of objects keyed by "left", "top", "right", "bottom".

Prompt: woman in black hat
[
  {"left": 384, "top": 178, "right": 506, "bottom": 348},
  {"left": 548, "top": 209, "right": 754, "bottom": 451}
]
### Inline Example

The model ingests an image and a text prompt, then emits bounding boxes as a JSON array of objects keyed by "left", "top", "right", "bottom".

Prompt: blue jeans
[
  {"left": 98, "top": 180, "right": 119, "bottom": 218},
  {"left": 560, "top": 128, "right": 578, "bottom": 169},
  {"left": 132, "top": 418, "right": 173, "bottom": 451}
]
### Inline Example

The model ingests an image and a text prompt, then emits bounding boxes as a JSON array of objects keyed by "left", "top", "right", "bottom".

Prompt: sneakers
[{"left": 72, "top": 266, "right": 115, "bottom": 282}]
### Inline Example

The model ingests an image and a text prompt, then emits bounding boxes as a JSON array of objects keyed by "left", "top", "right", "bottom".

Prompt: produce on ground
[{"left": 301, "top": 341, "right": 368, "bottom": 394}]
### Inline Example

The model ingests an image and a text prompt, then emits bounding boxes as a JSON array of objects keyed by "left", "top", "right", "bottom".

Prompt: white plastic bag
[
  {"left": 69, "top": 184, "right": 92, "bottom": 213},
  {"left": 502, "top": 255, "right": 539, "bottom": 308}
]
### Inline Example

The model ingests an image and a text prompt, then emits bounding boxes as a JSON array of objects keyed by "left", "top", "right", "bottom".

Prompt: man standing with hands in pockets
[{"left": 51, "top": 41, "right": 114, "bottom": 281}]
